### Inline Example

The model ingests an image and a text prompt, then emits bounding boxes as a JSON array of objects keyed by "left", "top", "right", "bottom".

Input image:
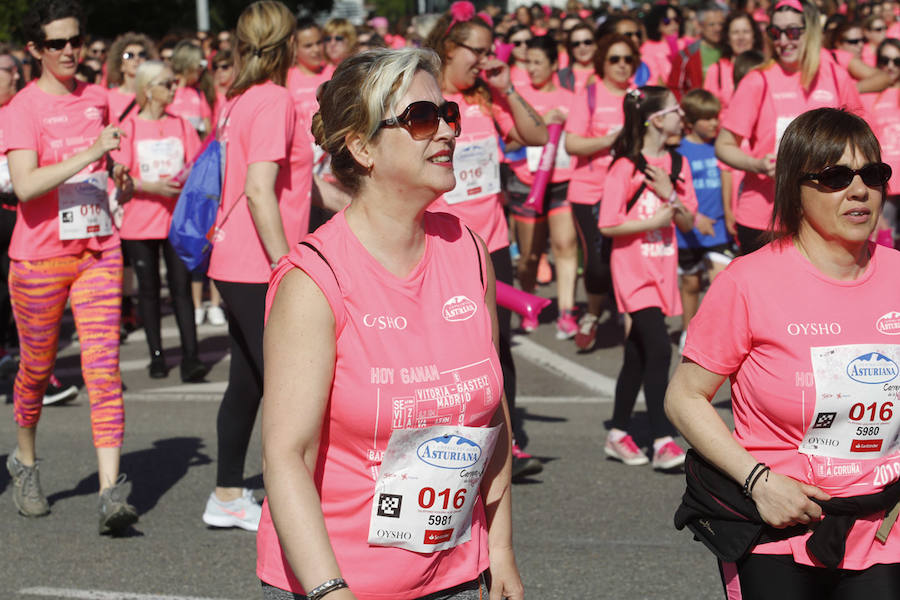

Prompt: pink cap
[{"left": 774, "top": 0, "right": 804, "bottom": 12}]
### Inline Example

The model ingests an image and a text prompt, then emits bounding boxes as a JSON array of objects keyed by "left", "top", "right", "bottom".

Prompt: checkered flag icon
[{"left": 813, "top": 412, "right": 836, "bottom": 429}]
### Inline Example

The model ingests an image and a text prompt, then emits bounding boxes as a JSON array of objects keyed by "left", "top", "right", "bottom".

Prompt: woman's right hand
[
  {"left": 751, "top": 470, "right": 831, "bottom": 528},
  {"left": 755, "top": 153, "right": 776, "bottom": 178},
  {"left": 90, "top": 125, "right": 124, "bottom": 160},
  {"left": 649, "top": 203, "right": 676, "bottom": 229},
  {"left": 142, "top": 178, "right": 182, "bottom": 198}
]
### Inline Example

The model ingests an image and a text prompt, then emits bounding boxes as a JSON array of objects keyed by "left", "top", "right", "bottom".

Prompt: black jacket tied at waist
[{"left": 674, "top": 449, "right": 900, "bottom": 568}]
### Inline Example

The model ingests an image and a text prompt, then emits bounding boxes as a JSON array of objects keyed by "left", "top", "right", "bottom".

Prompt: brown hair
[
  {"left": 423, "top": 10, "right": 493, "bottom": 107},
  {"left": 593, "top": 33, "right": 640, "bottom": 78},
  {"left": 107, "top": 32, "right": 158, "bottom": 87},
  {"left": 228, "top": 1, "right": 295, "bottom": 99},
  {"left": 681, "top": 88, "right": 721, "bottom": 123},
  {"left": 772, "top": 107, "right": 882, "bottom": 239}
]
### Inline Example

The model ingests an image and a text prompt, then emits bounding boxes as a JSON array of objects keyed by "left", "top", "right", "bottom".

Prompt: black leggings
[
  {"left": 490, "top": 247, "right": 522, "bottom": 443},
  {"left": 720, "top": 554, "right": 900, "bottom": 600},
  {"left": 736, "top": 224, "right": 768, "bottom": 256},
  {"left": 212, "top": 280, "right": 267, "bottom": 488},
  {"left": 571, "top": 202, "right": 612, "bottom": 296},
  {"left": 611, "top": 307, "right": 673, "bottom": 439},
  {"left": 0, "top": 206, "right": 16, "bottom": 347},
  {"left": 122, "top": 238, "right": 197, "bottom": 360}
]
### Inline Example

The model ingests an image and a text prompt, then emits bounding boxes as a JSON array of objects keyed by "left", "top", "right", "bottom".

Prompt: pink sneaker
[
  {"left": 604, "top": 434, "right": 649, "bottom": 466},
  {"left": 521, "top": 314, "right": 538, "bottom": 333},
  {"left": 555, "top": 310, "right": 578, "bottom": 340},
  {"left": 652, "top": 440, "right": 687, "bottom": 470}
]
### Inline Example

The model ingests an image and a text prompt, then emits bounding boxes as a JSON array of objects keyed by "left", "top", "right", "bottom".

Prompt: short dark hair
[
  {"left": 773, "top": 108, "right": 883, "bottom": 239},
  {"left": 22, "top": 0, "right": 84, "bottom": 45},
  {"left": 525, "top": 35, "right": 558, "bottom": 64}
]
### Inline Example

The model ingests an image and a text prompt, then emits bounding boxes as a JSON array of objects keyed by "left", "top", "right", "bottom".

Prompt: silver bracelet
[{"left": 307, "top": 577, "right": 348, "bottom": 600}]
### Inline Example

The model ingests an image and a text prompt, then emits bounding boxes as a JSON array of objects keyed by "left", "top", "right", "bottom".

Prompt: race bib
[
  {"left": 800, "top": 345, "right": 900, "bottom": 459},
  {"left": 136, "top": 137, "right": 184, "bottom": 182},
  {"left": 525, "top": 132, "right": 571, "bottom": 172},
  {"left": 367, "top": 424, "right": 500, "bottom": 553},
  {"left": 775, "top": 116, "right": 795, "bottom": 154},
  {"left": 58, "top": 171, "right": 112, "bottom": 240},
  {"left": 443, "top": 138, "right": 501, "bottom": 205},
  {"left": 0, "top": 157, "right": 11, "bottom": 195}
]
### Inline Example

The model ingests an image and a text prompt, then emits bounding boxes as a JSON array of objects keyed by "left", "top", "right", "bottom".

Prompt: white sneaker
[
  {"left": 194, "top": 308, "right": 205, "bottom": 327},
  {"left": 202, "top": 488, "right": 261, "bottom": 531},
  {"left": 206, "top": 305, "right": 226, "bottom": 326}
]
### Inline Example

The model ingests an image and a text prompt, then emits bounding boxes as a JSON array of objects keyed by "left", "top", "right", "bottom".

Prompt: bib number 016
[
  {"left": 418, "top": 487, "right": 467, "bottom": 510},
  {"left": 849, "top": 401, "right": 893, "bottom": 422}
]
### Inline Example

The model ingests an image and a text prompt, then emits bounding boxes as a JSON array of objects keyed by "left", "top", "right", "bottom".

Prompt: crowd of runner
[{"left": 3, "top": 0, "right": 900, "bottom": 597}]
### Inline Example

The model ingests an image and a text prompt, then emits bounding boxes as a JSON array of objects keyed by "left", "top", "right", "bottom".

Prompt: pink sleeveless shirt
[{"left": 258, "top": 209, "right": 502, "bottom": 599}]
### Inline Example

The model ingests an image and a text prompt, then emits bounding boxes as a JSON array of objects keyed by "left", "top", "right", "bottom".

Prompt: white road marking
[{"left": 18, "top": 587, "right": 235, "bottom": 600}]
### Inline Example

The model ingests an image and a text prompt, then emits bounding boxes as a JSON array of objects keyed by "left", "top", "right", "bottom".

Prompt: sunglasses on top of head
[
  {"left": 766, "top": 25, "right": 806, "bottom": 40},
  {"left": 379, "top": 100, "right": 461, "bottom": 140},
  {"left": 40, "top": 34, "right": 84, "bottom": 51},
  {"left": 800, "top": 163, "right": 892, "bottom": 190}
]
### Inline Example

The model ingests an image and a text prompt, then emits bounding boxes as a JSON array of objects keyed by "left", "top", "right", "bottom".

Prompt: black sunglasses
[
  {"left": 801, "top": 163, "right": 892, "bottom": 190},
  {"left": 41, "top": 34, "right": 83, "bottom": 51},
  {"left": 511, "top": 40, "right": 529, "bottom": 47},
  {"left": 869, "top": 26, "right": 888, "bottom": 33},
  {"left": 570, "top": 39, "right": 595, "bottom": 48},
  {"left": 211, "top": 63, "right": 233, "bottom": 71},
  {"left": 766, "top": 25, "right": 805, "bottom": 40},
  {"left": 842, "top": 37, "right": 865, "bottom": 45},
  {"left": 607, "top": 54, "right": 635, "bottom": 65},
  {"left": 662, "top": 16, "right": 681, "bottom": 25},
  {"left": 620, "top": 30, "right": 642, "bottom": 40},
  {"left": 123, "top": 51, "right": 149, "bottom": 60},
  {"left": 379, "top": 100, "right": 461, "bottom": 140},
  {"left": 324, "top": 35, "right": 345, "bottom": 43},
  {"left": 877, "top": 55, "right": 900, "bottom": 67}
]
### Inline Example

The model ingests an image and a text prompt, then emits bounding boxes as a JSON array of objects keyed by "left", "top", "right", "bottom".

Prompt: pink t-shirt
[
  {"left": 168, "top": 86, "right": 212, "bottom": 137},
  {"left": 597, "top": 152, "right": 698, "bottom": 315},
  {"left": 862, "top": 43, "right": 877, "bottom": 67},
  {"left": 509, "top": 64, "right": 531, "bottom": 89},
  {"left": 565, "top": 81, "right": 626, "bottom": 205},
  {"left": 257, "top": 209, "right": 500, "bottom": 599},
  {"left": 4, "top": 81, "right": 119, "bottom": 260},
  {"left": 112, "top": 114, "right": 201, "bottom": 240},
  {"left": 107, "top": 87, "right": 136, "bottom": 124},
  {"left": 208, "top": 81, "right": 298, "bottom": 283},
  {"left": 862, "top": 88, "right": 900, "bottom": 195},
  {"left": 507, "top": 85, "right": 576, "bottom": 185},
  {"left": 684, "top": 240, "right": 900, "bottom": 569},
  {"left": 431, "top": 90, "right": 515, "bottom": 253},
  {"left": 641, "top": 39, "right": 673, "bottom": 85},
  {"left": 703, "top": 58, "right": 735, "bottom": 108},
  {"left": 720, "top": 51, "right": 866, "bottom": 230},
  {"left": 285, "top": 64, "right": 335, "bottom": 134}
]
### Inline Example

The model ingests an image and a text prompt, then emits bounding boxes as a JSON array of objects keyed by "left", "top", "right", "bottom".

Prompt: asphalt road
[{"left": 0, "top": 289, "right": 734, "bottom": 600}]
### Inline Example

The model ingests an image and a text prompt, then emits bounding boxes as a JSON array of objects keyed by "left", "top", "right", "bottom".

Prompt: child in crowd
[
  {"left": 676, "top": 89, "right": 735, "bottom": 353},
  {"left": 598, "top": 86, "right": 697, "bottom": 470}
]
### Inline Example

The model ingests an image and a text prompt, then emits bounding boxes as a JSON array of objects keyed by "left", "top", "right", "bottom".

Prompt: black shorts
[
  {"left": 677, "top": 242, "right": 736, "bottom": 275},
  {"left": 507, "top": 171, "right": 570, "bottom": 221}
]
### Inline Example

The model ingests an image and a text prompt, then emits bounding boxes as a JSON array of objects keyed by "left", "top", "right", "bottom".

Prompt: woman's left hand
[
  {"left": 489, "top": 547, "right": 524, "bottom": 600},
  {"left": 112, "top": 164, "right": 134, "bottom": 204},
  {"left": 482, "top": 59, "right": 511, "bottom": 93}
]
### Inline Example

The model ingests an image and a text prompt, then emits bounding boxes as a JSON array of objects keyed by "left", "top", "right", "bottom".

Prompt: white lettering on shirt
[{"left": 786, "top": 322, "right": 842, "bottom": 336}]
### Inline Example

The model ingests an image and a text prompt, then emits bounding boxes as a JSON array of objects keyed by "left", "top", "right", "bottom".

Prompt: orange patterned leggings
[{"left": 10, "top": 247, "right": 124, "bottom": 447}]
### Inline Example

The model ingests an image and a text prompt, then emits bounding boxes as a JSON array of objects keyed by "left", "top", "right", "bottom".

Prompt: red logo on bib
[
  {"left": 850, "top": 439, "right": 883, "bottom": 452},
  {"left": 423, "top": 528, "right": 454, "bottom": 544}
]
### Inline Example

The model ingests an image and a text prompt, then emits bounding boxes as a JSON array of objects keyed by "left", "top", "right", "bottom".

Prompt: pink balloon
[
  {"left": 522, "top": 122, "right": 563, "bottom": 216},
  {"left": 496, "top": 281, "right": 551, "bottom": 320}
]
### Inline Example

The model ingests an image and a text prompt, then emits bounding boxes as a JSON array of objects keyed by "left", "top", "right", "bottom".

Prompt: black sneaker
[
  {"left": 6, "top": 450, "right": 50, "bottom": 517},
  {"left": 98, "top": 474, "right": 138, "bottom": 535},
  {"left": 42, "top": 375, "right": 79, "bottom": 406},
  {"left": 149, "top": 353, "right": 168, "bottom": 379},
  {"left": 180, "top": 357, "right": 207, "bottom": 383},
  {"left": 511, "top": 443, "right": 543, "bottom": 479}
]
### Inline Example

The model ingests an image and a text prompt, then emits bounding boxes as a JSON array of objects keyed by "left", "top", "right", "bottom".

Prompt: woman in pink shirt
[
  {"left": 504, "top": 24, "right": 533, "bottom": 89},
  {"left": 598, "top": 86, "right": 696, "bottom": 470},
  {"left": 169, "top": 41, "right": 212, "bottom": 138},
  {"left": 556, "top": 23, "right": 598, "bottom": 94},
  {"left": 199, "top": 0, "right": 298, "bottom": 533},
  {"left": 716, "top": 0, "right": 866, "bottom": 255},
  {"left": 424, "top": 2, "right": 548, "bottom": 479},
  {"left": 667, "top": 108, "right": 900, "bottom": 598},
  {"left": 5, "top": 0, "right": 136, "bottom": 533},
  {"left": 105, "top": 32, "right": 156, "bottom": 124},
  {"left": 703, "top": 11, "right": 763, "bottom": 108},
  {"left": 642, "top": 3, "right": 684, "bottom": 86},
  {"left": 259, "top": 47, "right": 523, "bottom": 600},
  {"left": 565, "top": 32, "right": 637, "bottom": 350},
  {"left": 112, "top": 60, "right": 204, "bottom": 382},
  {"left": 508, "top": 35, "right": 579, "bottom": 339}
]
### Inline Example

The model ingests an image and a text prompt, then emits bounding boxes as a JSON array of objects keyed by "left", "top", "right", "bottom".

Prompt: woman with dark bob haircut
[{"left": 666, "top": 107, "right": 900, "bottom": 598}]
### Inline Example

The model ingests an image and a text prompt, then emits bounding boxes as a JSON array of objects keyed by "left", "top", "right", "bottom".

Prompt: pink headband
[
  {"left": 447, "top": 1, "right": 477, "bottom": 33},
  {"left": 774, "top": 0, "right": 804, "bottom": 12}
]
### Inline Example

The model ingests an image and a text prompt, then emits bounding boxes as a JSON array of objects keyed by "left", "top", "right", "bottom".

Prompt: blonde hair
[
  {"left": 228, "top": 0, "right": 296, "bottom": 99},
  {"left": 171, "top": 40, "right": 205, "bottom": 76},
  {"left": 311, "top": 48, "right": 441, "bottom": 193},
  {"left": 134, "top": 60, "right": 169, "bottom": 108}
]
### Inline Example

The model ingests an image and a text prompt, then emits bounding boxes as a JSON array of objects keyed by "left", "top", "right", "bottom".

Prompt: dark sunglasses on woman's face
[
  {"left": 869, "top": 25, "right": 888, "bottom": 33},
  {"left": 41, "top": 34, "right": 84, "bottom": 51},
  {"left": 766, "top": 25, "right": 805, "bottom": 41},
  {"left": 800, "top": 163, "right": 892, "bottom": 190},
  {"left": 212, "top": 63, "right": 233, "bottom": 71},
  {"left": 324, "top": 35, "right": 345, "bottom": 43},
  {"left": 123, "top": 51, "right": 149, "bottom": 60},
  {"left": 607, "top": 54, "right": 635, "bottom": 65},
  {"left": 662, "top": 16, "right": 680, "bottom": 25},
  {"left": 570, "top": 39, "right": 595, "bottom": 48},
  {"left": 379, "top": 100, "right": 461, "bottom": 140},
  {"left": 842, "top": 37, "right": 865, "bottom": 45},
  {"left": 878, "top": 55, "right": 900, "bottom": 67},
  {"left": 511, "top": 40, "right": 529, "bottom": 47}
]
